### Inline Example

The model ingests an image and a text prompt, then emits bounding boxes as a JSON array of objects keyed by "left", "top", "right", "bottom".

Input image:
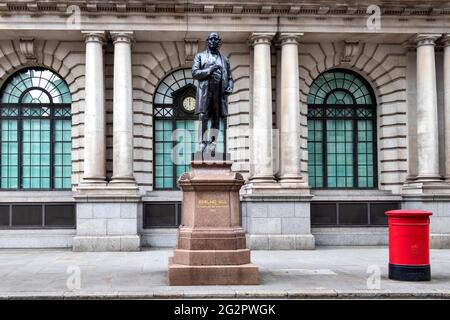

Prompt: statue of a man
[{"left": 192, "top": 32, "right": 233, "bottom": 157}]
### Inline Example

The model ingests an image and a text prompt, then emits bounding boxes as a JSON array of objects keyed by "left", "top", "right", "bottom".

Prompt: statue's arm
[
  {"left": 225, "top": 58, "right": 234, "bottom": 94},
  {"left": 192, "top": 53, "right": 210, "bottom": 80}
]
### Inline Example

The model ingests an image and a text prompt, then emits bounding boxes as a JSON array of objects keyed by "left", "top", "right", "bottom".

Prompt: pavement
[{"left": 0, "top": 246, "right": 449, "bottom": 299}]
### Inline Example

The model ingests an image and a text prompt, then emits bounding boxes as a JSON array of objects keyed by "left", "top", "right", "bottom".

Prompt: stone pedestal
[
  {"left": 168, "top": 161, "right": 259, "bottom": 285},
  {"left": 73, "top": 186, "right": 141, "bottom": 252}
]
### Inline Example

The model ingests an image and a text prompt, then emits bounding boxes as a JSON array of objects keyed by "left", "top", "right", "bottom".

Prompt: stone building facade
[{"left": 0, "top": 0, "right": 449, "bottom": 250}]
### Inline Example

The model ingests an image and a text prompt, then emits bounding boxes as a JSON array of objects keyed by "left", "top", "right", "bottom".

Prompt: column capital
[
  {"left": 277, "top": 33, "right": 304, "bottom": 46},
  {"left": 414, "top": 34, "right": 440, "bottom": 47},
  {"left": 111, "top": 31, "right": 135, "bottom": 45},
  {"left": 441, "top": 33, "right": 450, "bottom": 47},
  {"left": 82, "top": 31, "right": 106, "bottom": 44},
  {"left": 249, "top": 33, "right": 275, "bottom": 46}
]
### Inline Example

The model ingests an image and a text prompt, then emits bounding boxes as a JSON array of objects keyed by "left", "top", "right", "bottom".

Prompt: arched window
[
  {"left": 0, "top": 68, "right": 72, "bottom": 190},
  {"left": 153, "top": 68, "right": 225, "bottom": 190},
  {"left": 307, "top": 69, "right": 376, "bottom": 188}
]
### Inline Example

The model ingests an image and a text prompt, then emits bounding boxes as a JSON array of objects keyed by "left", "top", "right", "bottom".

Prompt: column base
[
  {"left": 278, "top": 176, "right": 310, "bottom": 190},
  {"left": 243, "top": 177, "right": 279, "bottom": 196},
  {"left": 247, "top": 175, "right": 277, "bottom": 184},
  {"left": 79, "top": 178, "right": 107, "bottom": 187},
  {"left": 415, "top": 174, "right": 443, "bottom": 183},
  {"left": 108, "top": 177, "right": 139, "bottom": 194},
  {"left": 402, "top": 179, "right": 450, "bottom": 196},
  {"left": 110, "top": 176, "right": 137, "bottom": 184},
  {"left": 73, "top": 235, "right": 140, "bottom": 252}
]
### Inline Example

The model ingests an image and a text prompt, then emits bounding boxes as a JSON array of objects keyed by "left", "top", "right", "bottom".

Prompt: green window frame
[
  {"left": 153, "top": 68, "right": 225, "bottom": 190},
  {"left": 0, "top": 68, "right": 72, "bottom": 190},
  {"left": 307, "top": 69, "right": 377, "bottom": 189}
]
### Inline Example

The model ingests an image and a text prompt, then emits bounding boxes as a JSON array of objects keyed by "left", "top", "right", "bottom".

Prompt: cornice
[{"left": 0, "top": 1, "right": 449, "bottom": 18}]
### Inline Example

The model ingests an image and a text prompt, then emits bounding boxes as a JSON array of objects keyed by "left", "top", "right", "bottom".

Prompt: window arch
[
  {"left": 0, "top": 68, "right": 72, "bottom": 190},
  {"left": 307, "top": 69, "right": 376, "bottom": 188},
  {"left": 153, "top": 68, "right": 225, "bottom": 190}
]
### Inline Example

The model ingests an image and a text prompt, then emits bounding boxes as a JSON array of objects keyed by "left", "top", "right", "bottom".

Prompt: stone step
[{"left": 168, "top": 261, "right": 259, "bottom": 285}]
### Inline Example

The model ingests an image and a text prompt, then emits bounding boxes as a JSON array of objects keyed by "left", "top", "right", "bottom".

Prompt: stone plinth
[
  {"left": 73, "top": 185, "right": 141, "bottom": 252},
  {"left": 168, "top": 160, "right": 259, "bottom": 285}
]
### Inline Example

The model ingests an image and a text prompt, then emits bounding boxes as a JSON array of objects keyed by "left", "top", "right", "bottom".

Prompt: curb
[{"left": 1, "top": 290, "right": 449, "bottom": 299}]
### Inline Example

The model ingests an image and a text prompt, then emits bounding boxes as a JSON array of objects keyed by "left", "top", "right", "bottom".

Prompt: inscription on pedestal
[{"left": 197, "top": 199, "right": 229, "bottom": 209}]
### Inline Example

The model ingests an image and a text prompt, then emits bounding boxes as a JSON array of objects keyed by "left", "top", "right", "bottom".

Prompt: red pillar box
[{"left": 385, "top": 210, "right": 432, "bottom": 281}]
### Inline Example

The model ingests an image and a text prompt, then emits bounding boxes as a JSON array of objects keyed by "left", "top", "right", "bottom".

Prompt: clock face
[{"left": 182, "top": 96, "right": 196, "bottom": 112}]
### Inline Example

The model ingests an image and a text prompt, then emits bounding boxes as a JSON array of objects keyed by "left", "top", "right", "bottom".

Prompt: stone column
[
  {"left": 81, "top": 31, "right": 106, "bottom": 185},
  {"left": 73, "top": 31, "right": 140, "bottom": 252},
  {"left": 415, "top": 34, "right": 441, "bottom": 182},
  {"left": 248, "top": 33, "right": 276, "bottom": 184},
  {"left": 110, "top": 32, "right": 136, "bottom": 186},
  {"left": 278, "top": 33, "right": 308, "bottom": 189},
  {"left": 443, "top": 34, "right": 450, "bottom": 182},
  {"left": 242, "top": 34, "right": 314, "bottom": 250}
]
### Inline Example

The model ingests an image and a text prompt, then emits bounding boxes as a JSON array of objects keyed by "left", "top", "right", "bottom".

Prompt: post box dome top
[{"left": 385, "top": 210, "right": 432, "bottom": 217}]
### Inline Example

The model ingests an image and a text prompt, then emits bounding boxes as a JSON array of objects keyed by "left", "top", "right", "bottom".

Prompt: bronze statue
[{"left": 192, "top": 32, "right": 233, "bottom": 158}]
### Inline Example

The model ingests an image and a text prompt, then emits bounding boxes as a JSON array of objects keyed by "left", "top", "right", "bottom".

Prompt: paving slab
[{"left": 0, "top": 247, "right": 449, "bottom": 299}]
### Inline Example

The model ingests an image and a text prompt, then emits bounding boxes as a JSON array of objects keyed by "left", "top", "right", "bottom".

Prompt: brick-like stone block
[
  {"left": 430, "top": 234, "right": 450, "bottom": 249},
  {"left": 76, "top": 203, "right": 93, "bottom": 219},
  {"left": 246, "top": 235, "right": 269, "bottom": 250},
  {"left": 120, "top": 235, "right": 141, "bottom": 251},
  {"left": 281, "top": 218, "right": 310, "bottom": 234},
  {"left": 120, "top": 203, "right": 138, "bottom": 218},
  {"left": 73, "top": 236, "right": 120, "bottom": 251},
  {"left": 268, "top": 235, "right": 296, "bottom": 250},
  {"left": 246, "top": 202, "right": 269, "bottom": 218},
  {"left": 248, "top": 218, "right": 281, "bottom": 234},
  {"left": 76, "top": 219, "right": 107, "bottom": 236},
  {"left": 107, "top": 218, "right": 138, "bottom": 235},
  {"left": 92, "top": 203, "right": 121, "bottom": 219},
  {"left": 73, "top": 235, "right": 140, "bottom": 252},
  {"left": 294, "top": 202, "right": 311, "bottom": 218},
  {"left": 295, "top": 234, "right": 315, "bottom": 250},
  {"left": 267, "top": 203, "right": 295, "bottom": 218}
]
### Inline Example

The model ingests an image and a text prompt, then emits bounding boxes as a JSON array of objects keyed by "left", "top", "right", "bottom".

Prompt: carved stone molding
[
  {"left": 0, "top": 1, "right": 447, "bottom": 18},
  {"left": 19, "top": 38, "right": 36, "bottom": 61},
  {"left": 341, "top": 41, "right": 360, "bottom": 64},
  {"left": 184, "top": 39, "right": 199, "bottom": 64},
  {"left": 442, "top": 34, "right": 450, "bottom": 47}
]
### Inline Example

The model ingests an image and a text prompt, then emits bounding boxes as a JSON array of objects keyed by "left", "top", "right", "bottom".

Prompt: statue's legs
[
  {"left": 208, "top": 85, "right": 221, "bottom": 157},
  {"left": 198, "top": 112, "right": 208, "bottom": 153},
  {"left": 198, "top": 79, "right": 221, "bottom": 157}
]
